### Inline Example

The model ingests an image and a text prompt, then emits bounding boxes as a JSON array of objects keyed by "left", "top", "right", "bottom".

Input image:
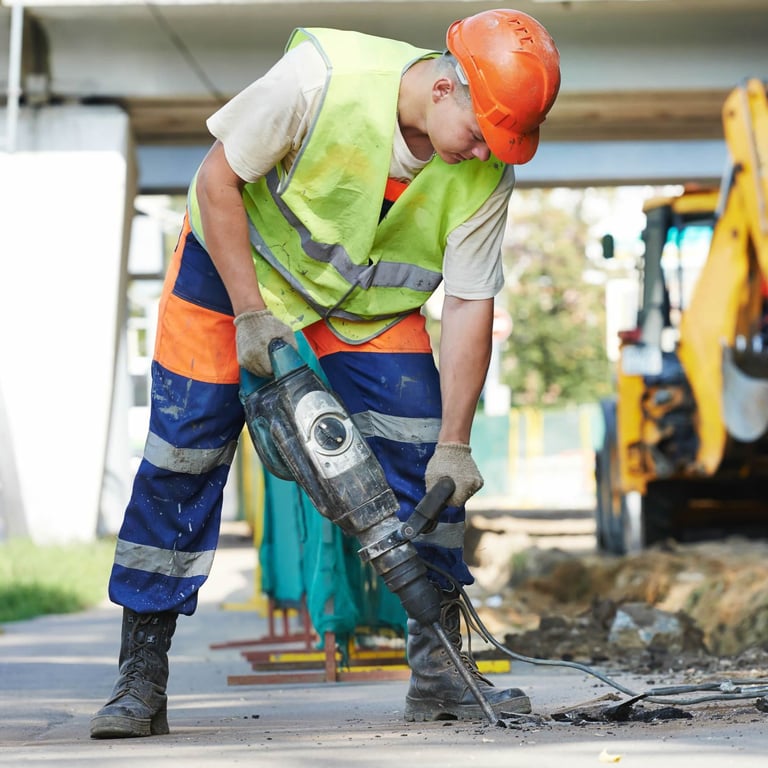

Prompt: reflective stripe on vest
[{"left": 247, "top": 168, "right": 443, "bottom": 318}]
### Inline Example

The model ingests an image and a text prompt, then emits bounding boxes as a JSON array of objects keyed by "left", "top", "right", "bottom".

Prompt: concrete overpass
[
  {"left": 1, "top": 0, "right": 766, "bottom": 543},
  {"left": 3, "top": 0, "right": 768, "bottom": 187}
]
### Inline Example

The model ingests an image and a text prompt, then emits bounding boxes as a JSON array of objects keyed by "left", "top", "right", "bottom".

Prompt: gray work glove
[
  {"left": 234, "top": 309, "right": 297, "bottom": 378},
  {"left": 424, "top": 442, "right": 484, "bottom": 507}
]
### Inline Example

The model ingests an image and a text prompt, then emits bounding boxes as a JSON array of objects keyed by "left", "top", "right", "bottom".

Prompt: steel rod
[
  {"left": 431, "top": 621, "right": 502, "bottom": 727},
  {"left": 6, "top": 2, "right": 24, "bottom": 153}
]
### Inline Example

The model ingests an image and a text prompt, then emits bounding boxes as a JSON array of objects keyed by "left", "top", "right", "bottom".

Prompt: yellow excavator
[{"left": 596, "top": 78, "right": 768, "bottom": 554}]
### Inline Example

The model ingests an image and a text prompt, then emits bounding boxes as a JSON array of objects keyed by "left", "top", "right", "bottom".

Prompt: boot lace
[{"left": 119, "top": 615, "right": 166, "bottom": 687}]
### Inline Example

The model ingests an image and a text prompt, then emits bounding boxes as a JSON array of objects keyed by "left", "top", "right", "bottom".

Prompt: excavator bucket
[{"left": 721, "top": 345, "right": 768, "bottom": 442}]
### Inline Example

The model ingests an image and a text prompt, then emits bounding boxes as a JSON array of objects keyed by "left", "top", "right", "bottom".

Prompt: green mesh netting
[
  {"left": 259, "top": 475, "right": 406, "bottom": 643},
  {"left": 253, "top": 334, "right": 406, "bottom": 646}
]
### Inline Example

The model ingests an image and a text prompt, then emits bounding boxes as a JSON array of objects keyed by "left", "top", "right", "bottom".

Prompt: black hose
[{"left": 427, "top": 563, "right": 768, "bottom": 707}]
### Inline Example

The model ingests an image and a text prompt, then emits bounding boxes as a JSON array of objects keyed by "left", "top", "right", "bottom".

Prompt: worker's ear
[{"left": 432, "top": 77, "right": 454, "bottom": 104}]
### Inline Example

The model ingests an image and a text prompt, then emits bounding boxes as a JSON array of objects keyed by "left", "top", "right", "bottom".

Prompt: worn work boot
[
  {"left": 90, "top": 609, "right": 178, "bottom": 738},
  {"left": 404, "top": 596, "right": 531, "bottom": 721}
]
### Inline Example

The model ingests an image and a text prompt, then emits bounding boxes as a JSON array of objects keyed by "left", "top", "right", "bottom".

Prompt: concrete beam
[{"left": 136, "top": 139, "right": 728, "bottom": 194}]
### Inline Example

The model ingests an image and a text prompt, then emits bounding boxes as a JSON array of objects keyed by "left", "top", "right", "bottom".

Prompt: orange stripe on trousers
[{"left": 153, "top": 215, "right": 240, "bottom": 384}]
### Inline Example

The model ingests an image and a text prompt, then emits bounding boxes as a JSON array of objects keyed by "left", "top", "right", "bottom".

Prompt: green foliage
[
  {"left": 501, "top": 188, "right": 614, "bottom": 407},
  {"left": 0, "top": 538, "right": 116, "bottom": 623}
]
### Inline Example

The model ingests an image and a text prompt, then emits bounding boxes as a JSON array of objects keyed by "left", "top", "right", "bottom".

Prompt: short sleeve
[
  {"left": 442, "top": 164, "right": 515, "bottom": 299},
  {"left": 206, "top": 42, "right": 326, "bottom": 182}
]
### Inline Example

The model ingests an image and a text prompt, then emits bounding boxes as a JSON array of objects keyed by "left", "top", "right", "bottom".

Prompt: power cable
[
  {"left": 427, "top": 563, "right": 768, "bottom": 708},
  {"left": 143, "top": 1, "right": 227, "bottom": 105}
]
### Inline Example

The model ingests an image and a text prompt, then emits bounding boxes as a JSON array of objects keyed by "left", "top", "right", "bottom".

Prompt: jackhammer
[{"left": 240, "top": 339, "right": 502, "bottom": 727}]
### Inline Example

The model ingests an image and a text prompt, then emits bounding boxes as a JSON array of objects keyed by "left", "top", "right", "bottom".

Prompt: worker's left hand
[{"left": 425, "top": 443, "right": 484, "bottom": 507}]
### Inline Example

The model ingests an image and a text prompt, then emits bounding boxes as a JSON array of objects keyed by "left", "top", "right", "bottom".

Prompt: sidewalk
[{"left": 2, "top": 522, "right": 767, "bottom": 767}]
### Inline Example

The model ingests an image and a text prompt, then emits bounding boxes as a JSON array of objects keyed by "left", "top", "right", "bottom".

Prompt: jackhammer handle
[
  {"left": 404, "top": 476, "right": 456, "bottom": 538},
  {"left": 240, "top": 339, "right": 291, "bottom": 398},
  {"left": 421, "top": 476, "right": 456, "bottom": 516}
]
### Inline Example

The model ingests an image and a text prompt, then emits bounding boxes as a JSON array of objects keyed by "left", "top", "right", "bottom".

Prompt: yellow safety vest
[{"left": 190, "top": 27, "right": 505, "bottom": 343}]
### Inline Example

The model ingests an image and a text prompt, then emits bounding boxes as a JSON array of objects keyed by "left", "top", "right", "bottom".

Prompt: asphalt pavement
[{"left": 2, "top": 522, "right": 768, "bottom": 767}]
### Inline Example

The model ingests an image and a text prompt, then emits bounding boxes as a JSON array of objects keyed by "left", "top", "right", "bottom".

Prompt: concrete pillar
[{"left": 0, "top": 104, "right": 136, "bottom": 543}]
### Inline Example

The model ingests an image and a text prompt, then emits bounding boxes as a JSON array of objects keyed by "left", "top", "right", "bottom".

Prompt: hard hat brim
[{"left": 479, "top": 117, "right": 540, "bottom": 165}]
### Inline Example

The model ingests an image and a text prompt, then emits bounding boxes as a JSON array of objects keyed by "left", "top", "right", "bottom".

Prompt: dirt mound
[{"left": 466, "top": 534, "right": 768, "bottom": 672}]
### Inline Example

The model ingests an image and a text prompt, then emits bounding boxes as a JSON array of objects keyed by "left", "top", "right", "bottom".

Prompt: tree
[{"left": 500, "top": 188, "right": 613, "bottom": 407}]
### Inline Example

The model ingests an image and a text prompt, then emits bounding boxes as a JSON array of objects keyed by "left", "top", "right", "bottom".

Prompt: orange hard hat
[{"left": 447, "top": 9, "right": 561, "bottom": 164}]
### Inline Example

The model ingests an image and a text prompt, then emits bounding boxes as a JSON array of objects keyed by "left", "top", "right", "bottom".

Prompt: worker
[{"left": 90, "top": 8, "right": 560, "bottom": 738}]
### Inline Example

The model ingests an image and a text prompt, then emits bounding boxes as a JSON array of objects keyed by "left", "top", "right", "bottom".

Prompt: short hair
[{"left": 436, "top": 51, "right": 473, "bottom": 110}]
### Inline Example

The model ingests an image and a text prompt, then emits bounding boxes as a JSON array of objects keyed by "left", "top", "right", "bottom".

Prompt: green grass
[{"left": 0, "top": 537, "right": 117, "bottom": 623}]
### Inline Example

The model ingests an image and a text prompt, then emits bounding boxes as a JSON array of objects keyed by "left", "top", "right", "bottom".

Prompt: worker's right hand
[{"left": 234, "top": 309, "right": 297, "bottom": 377}]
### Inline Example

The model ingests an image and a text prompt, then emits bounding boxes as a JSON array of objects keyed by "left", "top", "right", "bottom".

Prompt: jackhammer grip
[
  {"left": 402, "top": 476, "right": 456, "bottom": 539},
  {"left": 427, "top": 476, "right": 456, "bottom": 507}
]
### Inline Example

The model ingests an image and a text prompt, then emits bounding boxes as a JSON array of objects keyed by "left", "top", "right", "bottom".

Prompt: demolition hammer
[{"left": 240, "top": 339, "right": 501, "bottom": 727}]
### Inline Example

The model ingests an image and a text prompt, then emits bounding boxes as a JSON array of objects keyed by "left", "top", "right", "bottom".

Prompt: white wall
[{"left": 0, "top": 104, "right": 135, "bottom": 542}]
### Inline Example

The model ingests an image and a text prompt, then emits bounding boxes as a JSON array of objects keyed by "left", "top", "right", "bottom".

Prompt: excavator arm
[{"left": 677, "top": 78, "right": 768, "bottom": 472}]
